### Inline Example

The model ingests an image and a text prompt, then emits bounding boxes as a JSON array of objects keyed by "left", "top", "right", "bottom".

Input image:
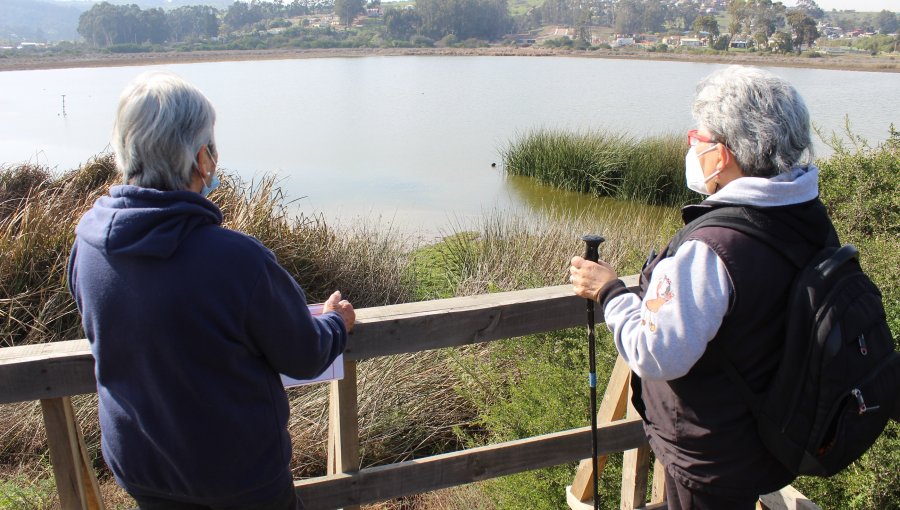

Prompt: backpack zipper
[{"left": 851, "top": 388, "right": 880, "bottom": 415}]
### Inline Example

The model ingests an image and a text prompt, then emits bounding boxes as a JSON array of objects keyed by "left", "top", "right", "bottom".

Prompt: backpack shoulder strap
[
  {"left": 679, "top": 206, "right": 803, "bottom": 415},
  {"left": 677, "top": 205, "right": 809, "bottom": 268}
]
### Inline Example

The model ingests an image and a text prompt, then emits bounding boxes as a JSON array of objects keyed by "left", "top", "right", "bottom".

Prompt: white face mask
[{"left": 685, "top": 145, "right": 722, "bottom": 195}]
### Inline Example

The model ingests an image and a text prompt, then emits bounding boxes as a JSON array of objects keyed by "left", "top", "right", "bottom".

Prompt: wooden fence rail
[{"left": 0, "top": 276, "right": 820, "bottom": 510}]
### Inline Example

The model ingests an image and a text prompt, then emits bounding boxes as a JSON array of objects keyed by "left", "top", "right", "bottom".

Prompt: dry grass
[
  {"left": 0, "top": 156, "right": 478, "bottom": 508},
  {"left": 439, "top": 203, "right": 677, "bottom": 298}
]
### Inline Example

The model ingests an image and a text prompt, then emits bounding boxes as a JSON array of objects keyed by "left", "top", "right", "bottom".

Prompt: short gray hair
[
  {"left": 112, "top": 72, "right": 216, "bottom": 191},
  {"left": 692, "top": 66, "right": 811, "bottom": 178}
]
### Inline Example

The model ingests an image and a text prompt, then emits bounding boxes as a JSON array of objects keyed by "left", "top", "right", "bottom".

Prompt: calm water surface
[{"left": 1, "top": 57, "right": 897, "bottom": 238}]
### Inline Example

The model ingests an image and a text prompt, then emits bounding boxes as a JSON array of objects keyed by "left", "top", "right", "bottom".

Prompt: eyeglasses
[{"left": 687, "top": 129, "right": 718, "bottom": 147}]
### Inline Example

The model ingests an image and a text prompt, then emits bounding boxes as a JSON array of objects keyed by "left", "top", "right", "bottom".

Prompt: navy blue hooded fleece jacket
[{"left": 67, "top": 185, "right": 347, "bottom": 506}]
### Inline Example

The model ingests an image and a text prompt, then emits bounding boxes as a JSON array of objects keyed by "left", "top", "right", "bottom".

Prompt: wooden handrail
[
  {"left": 0, "top": 276, "right": 821, "bottom": 510},
  {"left": 0, "top": 277, "right": 639, "bottom": 404}
]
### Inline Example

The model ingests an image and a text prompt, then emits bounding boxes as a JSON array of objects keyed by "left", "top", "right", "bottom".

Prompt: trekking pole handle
[{"left": 582, "top": 235, "right": 605, "bottom": 263}]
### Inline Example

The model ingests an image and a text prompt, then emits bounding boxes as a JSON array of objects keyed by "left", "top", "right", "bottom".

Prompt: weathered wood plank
[
  {"left": 621, "top": 384, "right": 651, "bottom": 510},
  {"left": 40, "top": 396, "right": 109, "bottom": 510},
  {"left": 327, "top": 360, "right": 360, "bottom": 510},
  {"left": 41, "top": 397, "right": 86, "bottom": 510},
  {"left": 759, "top": 486, "right": 822, "bottom": 510},
  {"left": 1, "top": 341, "right": 95, "bottom": 404},
  {"left": 346, "top": 278, "right": 639, "bottom": 361},
  {"left": 650, "top": 457, "right": 666, "bottom": 504},
  {"left": 296, "top": 418, "right": 647, "bottom": 509},
  {"left": 0, "top": 279, "right": 640, "bottom": 404}
]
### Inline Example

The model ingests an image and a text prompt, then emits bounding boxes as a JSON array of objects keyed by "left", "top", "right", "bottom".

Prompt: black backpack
[{"left": 681, "top": 205, "right": 900, "bottom": 477}]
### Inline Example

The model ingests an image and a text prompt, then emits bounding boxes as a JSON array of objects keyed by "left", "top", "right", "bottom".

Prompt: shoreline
[{"left": 2, "top": 46, "right": 899, "bottom": 73}]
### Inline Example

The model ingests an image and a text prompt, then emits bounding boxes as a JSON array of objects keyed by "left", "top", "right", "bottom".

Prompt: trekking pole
[{"left": 582, "top": 234, "right": 605, "bottom": 510}]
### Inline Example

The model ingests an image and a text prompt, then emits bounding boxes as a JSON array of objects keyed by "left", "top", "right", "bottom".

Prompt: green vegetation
[
  {"left": 496, "top": 127, "right": 900, "bottom": 509},
  {"left": 1, "top": 128, "right": 898, "bottom": 508},
  {"left": 792, "top": 127, "right": 900, "bottom": 510},
  {"left": 0, "top": 476, "right": 56, "bottom": 508},
  {"left": 502, "top": 130, "right": 693, "bottom": 207}
]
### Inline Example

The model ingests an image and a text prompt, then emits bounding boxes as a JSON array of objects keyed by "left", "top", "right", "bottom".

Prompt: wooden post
[
  {"left": 619, "top": 378, "right": 650, "bottom": 510},
  {"left": 569, "top": 356, "right": 632, "bottom": 504},
  {"left": 759, "top": 485, "right": 823, "bottom": 510},
  {"left": 327, "top": 360, "right": 360, "bottom": 510},
  {"left": 40, "top": 397, "right": 105, "bottom": 510},
  {"left": 650, "top": 457, "right": 666, "bottom": 504}
]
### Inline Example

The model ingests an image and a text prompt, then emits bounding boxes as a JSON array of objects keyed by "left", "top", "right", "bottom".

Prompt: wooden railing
[{"left": 0, "top": 277, "right": 820, "bottom": 510}]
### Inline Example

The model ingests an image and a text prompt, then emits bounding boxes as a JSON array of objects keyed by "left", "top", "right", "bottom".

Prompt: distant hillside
[{"left": 0, "top": 0, "right": 89, "bottom": 42}]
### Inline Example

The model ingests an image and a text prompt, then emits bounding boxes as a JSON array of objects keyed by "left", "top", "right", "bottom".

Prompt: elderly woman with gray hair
[
  {"left": 68, "top": 72, "right": 354, "bottom": 509},
  {"left": 569, "top": 65, "right": 839, "bottom": 509}
]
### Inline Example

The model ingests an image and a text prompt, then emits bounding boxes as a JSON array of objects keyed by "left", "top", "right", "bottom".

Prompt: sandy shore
[{"left": 1, "top": 46, "right": 898, "bottom": 73}]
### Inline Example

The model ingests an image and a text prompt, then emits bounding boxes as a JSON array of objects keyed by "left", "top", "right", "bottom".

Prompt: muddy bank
[{"left": 2, "top": 46, "right": 899, "bottom": 73}]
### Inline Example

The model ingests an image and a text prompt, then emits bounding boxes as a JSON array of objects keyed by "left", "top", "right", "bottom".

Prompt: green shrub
[
  {"left": 437, "top": 34, "right": 458, "bottom": 47},
  {"left": 543, "top": 36, "right": 574, "bottom": 48},
  {"left": 0, "top": 476, "right": 56, "bottom": 508},
  {"left": 106, "top": 44, "right": 151, "bottom": 53},
  {"left": 793, "top": 126, "right": 900, "bottom": 509},
  {"left": 410, "top": 35, "right": 435, "bottom": 47}
]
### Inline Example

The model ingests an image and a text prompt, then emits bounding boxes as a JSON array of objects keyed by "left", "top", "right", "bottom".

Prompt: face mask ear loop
[
  {"left": 706, "top": 142, "right": 733, "bottom": 184},
  {"left": 198, "top": 145, "right": 215, "bottom": 184}
]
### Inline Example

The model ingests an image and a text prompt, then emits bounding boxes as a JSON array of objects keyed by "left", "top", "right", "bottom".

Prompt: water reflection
[{"left": 504, "top": 173, "right": 679, "bottom": 232}]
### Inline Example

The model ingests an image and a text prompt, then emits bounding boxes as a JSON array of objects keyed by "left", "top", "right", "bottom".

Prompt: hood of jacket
[
  {"left": 681, "top": 164, "right": 836, "bottom": 248},
  {"left": 75, "top": 185, "right": 223, "bottom": 259}
]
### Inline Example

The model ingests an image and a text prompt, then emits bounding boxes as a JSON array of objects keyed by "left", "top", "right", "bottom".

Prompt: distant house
[
  {"left": 511, "top": 34, "right": 537, "bottom": 45},
  {"left": 635, "top": 34, "right": 658, "bottom": 43},
  {"left": 680, "top": 38, "right": 703, "bottom": 47},
  {"left": 612, "top": 37, "right": 635, "bottom": 47},
  {"left": 730, "top": 37, "right": 752, "bottom": 49}
]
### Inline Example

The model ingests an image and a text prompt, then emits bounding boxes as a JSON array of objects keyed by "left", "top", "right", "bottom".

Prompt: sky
[{"left": 781, "top": 0, "right": 899, "bottom": 12}]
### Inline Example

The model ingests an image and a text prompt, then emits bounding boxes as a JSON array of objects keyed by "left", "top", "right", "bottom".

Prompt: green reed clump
[
  {"left": 622, "top": 134, "right": 693, "bottom": 206},
  {"left": 502, "top": 129, "right": 693, "bottom": 207},
  {"left": 502, "top": 130, "right": 628, "bottom": 196}
]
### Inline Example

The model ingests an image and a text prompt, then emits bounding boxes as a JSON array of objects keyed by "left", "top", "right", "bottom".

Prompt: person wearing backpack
[{"left": 569, "top": 65, "right": 840, "bottom": 509}]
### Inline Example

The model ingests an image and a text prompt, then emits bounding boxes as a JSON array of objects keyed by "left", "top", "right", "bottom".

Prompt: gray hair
[
  {"left": 692, "top": 66, "right": 811, "bottom": 178},
  {"left": 112, "top": 72, "right": 216, "bottom": 191}
]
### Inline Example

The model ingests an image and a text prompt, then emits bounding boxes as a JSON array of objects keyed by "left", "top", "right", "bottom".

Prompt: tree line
[
  {"left": 75, "top": 0, "right": 898, "bottom": 52},
  {"left": 77, "top": 0, "right": 334, "bottom": 47}
]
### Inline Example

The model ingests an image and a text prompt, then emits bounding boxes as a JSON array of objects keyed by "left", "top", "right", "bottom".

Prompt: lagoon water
[{"left": 1, "top": 56, "right": 897, "bottom": 238}]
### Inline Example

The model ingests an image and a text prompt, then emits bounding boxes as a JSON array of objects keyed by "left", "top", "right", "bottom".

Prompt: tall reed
[{"left": 502, "top": 129, "right": 694, "bottom": 207}]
